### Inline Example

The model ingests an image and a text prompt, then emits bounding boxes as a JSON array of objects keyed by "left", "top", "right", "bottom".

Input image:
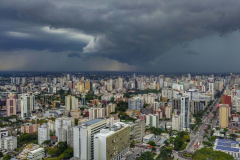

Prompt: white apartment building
[
  {"left": 58, "top": 128, "right": 67, "bottom": 142},
  {"left": 38, "top": 124, "right": 50, "bottom": 145},
  {"left": 128, "top": 97, "right": 144, "bottom": 110},
  {"left": 165, "top": 104, "right": 172, "bottom": 119},
  {"left": 65, "top": 95, "right": 78, "bottom": 115},
  {"left": 0, "top": 136, "right": 17, "bottom": 150},
  {"left": 146, "top": 114, "right": 159, "bottom": 128},
  {"left": 134, "top": 119, "right": 145, "bottom": 142},
  {"left": 47, "top": 120, "right": 55, "bottom": 132},
  {"left": 143, "top": 94, "right": 156, "bottom": 105},
  {"left": 65, "top": 95, "right": 78, "bottom": 110},
  {"left": 180, "top": 96, "right": 190, "bottom": 130},
  {"left": 73, "top": 118, "right": 111, "bottom": 160},
  {"left": 20, "top": 93, "right": 35, "bottom": 119},
  {"left": 172, "top": 115, "right": 181, "bottom": 131},
  {"left": 88, "top": 108, "right": 105, "bottom": 120},
  {"left": 58, "top": 126, "right": 73, "bottom": 147},
  {"left": 209, "top": 78, "right": 214, "bottom": 100},
  {"left": 55, "top": 117, "right": 75, "bottom": 137},
  {"left": 94, "top": 122, "right": 130, "bottom": 160},
  {"left": 27, "top": 148, "right": 44, "bottom": 160}
]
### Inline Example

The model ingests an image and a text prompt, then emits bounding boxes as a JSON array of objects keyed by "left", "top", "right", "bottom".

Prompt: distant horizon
[{"left": 0, "top": 70, "right": 236, "bottom": 74}]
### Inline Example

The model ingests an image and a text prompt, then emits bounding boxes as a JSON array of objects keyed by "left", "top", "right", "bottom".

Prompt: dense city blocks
[{"left": 0, "top": 72, "right": 239, "bottom": 160}]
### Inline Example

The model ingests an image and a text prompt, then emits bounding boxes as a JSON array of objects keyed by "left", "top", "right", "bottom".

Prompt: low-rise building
[
  {"left": 142, "top": 134, "right": 155, "bottom": 144},
  {"left": 213, "top": 139, "right": 240, "bottom": 158},
  {"left": 17, "top": 144, "right": 40, "bottom": 160},
  {"left": 27, "top": 148, "right": 45, "bottom": 160}
]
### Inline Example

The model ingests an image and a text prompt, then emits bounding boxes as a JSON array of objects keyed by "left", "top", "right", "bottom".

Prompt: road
[
  {"left": 185, "top": 97, "right": 221, "bottom": 153},
  {"left": 125, "top": 148, "right": 143, "bottom": 160}
]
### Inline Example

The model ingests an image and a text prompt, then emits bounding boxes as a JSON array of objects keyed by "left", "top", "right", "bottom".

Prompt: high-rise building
[
  {"left": 81, "top": 93, "right": 86, "bottom": 106},
  {"left": 47, "top": 120, "right": 55, "bottom": 132},
  {"left": 38, "top": 124, "right": 50, "bottom": 145},
  {"left": 180, "top": 96, "right": 190, "bottom": 130},
  {"left": 221, "top": 95, "right": 231, "bottom": 114},
  {"left": 67, "top": 74, "right": 70, "bottom": 80},
  {"left": 165, "top": 104, "right": 172, "bottom": 119},
  {"left": 58, "top": 126, "right": 74, "bottom": 147},
  {"left": 190, "top": 100, "right": 201, "bottom": 115},
  {"left": 20, "top": 93, "right": 35, "bottom": 119},
  {"left": 209, "top": 78, "right": 214, "bottom": 100},
  {"left": 106, "top": 103, "right": 116, "bottom": 117},
  {"left": 219, "top": 104, "right": 229, "bottom": 128},
  {"left": 85, "top": 81, "right": 91, "bottom": 92},
  {"left": 65, "top": 95, "right": 78, "bottom": 116},
  {"left": 159, "top": 75, "right": 164, "bottom": 89},
  {"left": 73, "top": 118, "right": 111, "bottom": 160},
  {"left": 146, "top": 114, "right": 159, "bottom": 128},
  {"left": 106, "top": 82, "right": 113, "bottom": 91},
  {"left": 188, "top": 74, "right": 191, "bottom": 80},
  {"left": 6, "top": 93, "right": 17, "bottom": 117},
  {"left": 172, "top": 98, "right": 181, "bottom": 112},
  {"left": 52, "top": 78, "right": 57, "bottom": 85},
  {"left": 88, "top": 108, "right": 105, "bottom": 120},
  {"left": 94, "top": 122, "right": 130, "bottom": 160},
  {"left": 172, "top": 115, "right": 181, "bottom": 131},
  {"left": 55, "top": 117, "right": 75, "bottom": 137},
  {"left": 0, "top": 136, "right": 17, "bottom": 151},
  {"left": 128, "top": 97, "right": 144, "bottom": 110},
  {"left": 134, "top": 119, "right": 145, "bottom": 142},
  {"left": 202, "top": 85, "right": 206, "bottom": 92},
  {"left": 77, "top": 83, "right": 85, "bottom": 93},
  {"left": 21, "top": 123, "right": 40, "bottom": 134},
  {"left": 117, "top": 77, "right": 123, "bottom": 90}
]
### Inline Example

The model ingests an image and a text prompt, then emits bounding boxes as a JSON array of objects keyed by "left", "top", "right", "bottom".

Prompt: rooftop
[
  {"left": 214, "top": 139, "right": 240, "bottom": 153},
  {"left": 29, "top": 148, "right": 44, "bottom": 154},
  {"left": 83, "top": 118, "right": 104, "bottom": 126},
  {"left": 217, "top": 139, "right": 239, "bottom": 145}
]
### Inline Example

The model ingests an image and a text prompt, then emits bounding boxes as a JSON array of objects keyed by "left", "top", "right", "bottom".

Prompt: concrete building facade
[
  {"left": 219, "top": 104, "right": 229, "bottom": 128},
  {"left": 94, "top": 122, "right": 130, "bottom": 160},
  {"left": 73, "top": 118, "right": 111, "bottom": 160}
]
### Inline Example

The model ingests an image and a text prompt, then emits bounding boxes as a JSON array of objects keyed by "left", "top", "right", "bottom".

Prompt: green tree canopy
[
  {"left": 42, "top": 140, "right": 51, "bottom": 145},
  {"left": 193, "top": 148, "right": 234, "bottom": 160},
  {"left": 136, "top": 151, "right": 154, "bottom": 160},
  {"left": 174, "top": 136, "right": 184, "bottom": 151},
  {"left": 156, "top": 146, "right": 173, "bottom": 160},
  {"left": 56, "top": 141, "right": 68, "bottom": 156},
  {"left": 0, "top": 152, "right": 3, "bottom": 157},
  {"left": 147, "top": 141, "right": 156, "bottom": 146},
  {"left": 58, "top": 148, "right": 73, "bottom": 159},
  {"left": 3, "top": 154, "right": 11, "bottom": 160}
]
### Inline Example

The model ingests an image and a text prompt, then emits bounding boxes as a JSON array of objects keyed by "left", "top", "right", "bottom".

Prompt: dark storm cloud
[
  {"left": 67, "top": 53, "right": 81, "bottom": 58},
  {"left": 186, "top": 49, "right": 199, "bottom": 56},
  {"left": 1, "top": 0, "right": 240, "bottom": 71}
]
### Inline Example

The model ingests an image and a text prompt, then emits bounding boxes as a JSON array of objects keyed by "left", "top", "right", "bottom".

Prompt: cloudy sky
[{"left": 0, "top": 0, "right": 240, "bottom": 72}]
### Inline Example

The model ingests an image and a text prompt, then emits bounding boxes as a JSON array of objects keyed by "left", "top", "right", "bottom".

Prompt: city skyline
[{"left": 1, "top": 0, "right": 240, "bottom": 72}]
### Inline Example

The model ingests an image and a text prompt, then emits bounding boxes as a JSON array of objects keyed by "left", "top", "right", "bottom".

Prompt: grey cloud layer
[{"left": 0, "top": 0, "right": 240, "bottom": 71}]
